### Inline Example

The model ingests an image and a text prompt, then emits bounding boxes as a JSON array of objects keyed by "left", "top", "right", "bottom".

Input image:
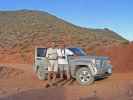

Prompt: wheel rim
[
  {"left": 79, "top": 70, "right": 91, "bottom": 83},
  {"left": 37, "top": 69, "right": 44, "bottom": 79}
]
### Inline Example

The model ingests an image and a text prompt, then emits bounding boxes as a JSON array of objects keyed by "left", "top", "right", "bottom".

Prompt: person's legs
[
  {"left": 45, "top": 61, "right": 53, "bottom": 87},
  {"left": 64, "top": 64, "right": 71, "bottom": 80},
  {"left": 47, "top": 71, "right": 53, "bottom": 85},
  {"left": 52, "top": 60, "right": 58, "bottom": 85},
  {"left": 52, "top": 71, "right": 56, "bottom": 85},
  {"left": 59, "top": 64, "right": 64, "bottom": 79}
]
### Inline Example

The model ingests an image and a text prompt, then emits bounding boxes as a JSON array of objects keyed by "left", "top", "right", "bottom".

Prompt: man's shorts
[
  {"left": 48, "top": 60, "right": 58, "bottom": 72},
  {"left": 58, "top": 64, "right": 69, "bottom": 72}
]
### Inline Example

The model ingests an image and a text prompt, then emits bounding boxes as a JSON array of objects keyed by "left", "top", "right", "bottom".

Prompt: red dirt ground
[
  {"left": 0, "top": 64, "right": 133, "bottom": 100},
  {"left": 0, "top": 43, "right": 133, "bottom": 100},
  {"left": 95, "top": 43, "right": 133, "bottom": 72}
]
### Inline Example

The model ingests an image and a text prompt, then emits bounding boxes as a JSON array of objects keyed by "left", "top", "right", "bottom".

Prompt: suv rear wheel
[
  {"left": 37, "top": 67, "right": 47, "bottom": 80},
  {"left": 76, "top": 67, "right": 94, "bottom": 85}
]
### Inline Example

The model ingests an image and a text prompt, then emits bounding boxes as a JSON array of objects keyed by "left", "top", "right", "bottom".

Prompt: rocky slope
[
  {"left": 0, "top": 10, "right": 129, "bottom": 63},
  {"left": 0, "top": 10, "right": 128, "bottom": 49}
]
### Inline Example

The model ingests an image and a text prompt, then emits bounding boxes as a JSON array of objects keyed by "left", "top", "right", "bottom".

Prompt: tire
[
  {"left": 76, "top": 67, "right": 94, "bottom": 86},
  {"left": 37, "top": 67, "right": 47, "bottom": 80}
]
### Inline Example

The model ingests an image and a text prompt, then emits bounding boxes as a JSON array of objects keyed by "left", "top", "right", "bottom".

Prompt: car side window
[{"left": 37, "top": 48, "right": 47, "bottom": 57}]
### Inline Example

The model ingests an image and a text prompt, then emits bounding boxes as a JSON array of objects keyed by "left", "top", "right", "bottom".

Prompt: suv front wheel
[{"left": 76, "top": 67, "right": 94, "bottom": 85}]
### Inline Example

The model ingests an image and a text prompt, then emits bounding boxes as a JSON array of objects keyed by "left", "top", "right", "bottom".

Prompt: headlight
[{"left": 108, "top": 68, "right": 112, "bottom": 74}]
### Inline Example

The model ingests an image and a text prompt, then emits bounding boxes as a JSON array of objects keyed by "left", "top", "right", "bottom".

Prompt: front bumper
[{"left": 95, "top": 64, "right": 112, "bottom": 76}]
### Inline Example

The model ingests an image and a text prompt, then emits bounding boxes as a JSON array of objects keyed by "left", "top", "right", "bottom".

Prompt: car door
[{"left": 35, "top": 48, "right": 48, "bottom": 72}]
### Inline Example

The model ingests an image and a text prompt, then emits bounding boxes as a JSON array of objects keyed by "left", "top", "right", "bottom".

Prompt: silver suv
[{"left": 33, "top": 47, "right": 112, "bottom": 85}]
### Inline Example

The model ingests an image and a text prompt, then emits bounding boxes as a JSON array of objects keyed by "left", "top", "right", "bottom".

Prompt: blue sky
[{"left": 0, "top": 0, "right": 133, "bottom": 41}]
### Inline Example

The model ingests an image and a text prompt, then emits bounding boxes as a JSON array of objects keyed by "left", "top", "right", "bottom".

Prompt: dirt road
[{"left": 0, "top": 64, "right": 133, "bottom": 100}]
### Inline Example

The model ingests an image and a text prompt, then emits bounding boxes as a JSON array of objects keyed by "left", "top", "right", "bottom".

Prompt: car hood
[
  {"left": 95, "top": 56, "right": 110, "bottom": 60},
  {"left": 73, "top": 55, "right": 109, "bottom": 60},
  {"left": 69, "top": 55, "right": 110, "bottom": 62}
]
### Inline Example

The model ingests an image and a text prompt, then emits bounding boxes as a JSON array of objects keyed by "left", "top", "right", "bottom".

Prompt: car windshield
[{"left": 68, "top": 48, "right": 86, "bottom": 56}]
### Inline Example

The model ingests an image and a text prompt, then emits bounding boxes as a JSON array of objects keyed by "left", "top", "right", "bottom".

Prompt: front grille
[
  {"left": 102, "top": 60, "right": 107, "bottom": 67},
  {"left": 96, "top": 60, "right": 101, "bottom": 68}
]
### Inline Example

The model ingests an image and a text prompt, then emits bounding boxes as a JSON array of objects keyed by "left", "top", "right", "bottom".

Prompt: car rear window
[{"left": 37, "top": 48, "right": 47, "bottom": 57}]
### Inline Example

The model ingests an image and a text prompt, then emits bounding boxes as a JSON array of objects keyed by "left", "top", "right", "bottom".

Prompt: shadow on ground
[{"left": 1, "top": 87, "right": 65, "bottom": 100}]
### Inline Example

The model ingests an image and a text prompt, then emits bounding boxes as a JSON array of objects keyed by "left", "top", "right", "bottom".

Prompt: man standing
[
  {"left": 57, "top": 44, "right": 73, "bottom": 80},
  {"left": 46, "top": 42, "right": 58, "bottom": 87}
]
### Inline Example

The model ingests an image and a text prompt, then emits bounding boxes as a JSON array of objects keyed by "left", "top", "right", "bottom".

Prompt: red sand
[
  {"left": 0, "top": 69, "right": 133, "bottom": 100},
  {"left": 0, "top": 43, "right": 133, "bottom": 73},
  {"left": 96, "top": 43, "right": 133, "bottom": 72},
  {"left": 0, "top": 43, "right": 133, "bottom": 100}
]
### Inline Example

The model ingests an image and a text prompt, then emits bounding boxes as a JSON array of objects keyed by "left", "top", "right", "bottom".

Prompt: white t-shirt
[
  {"left": 46, "top": 48, "right": 58, "bottom": 60},
  {"left": 57, "top": 48, "right": 73, "bottom": 64}
]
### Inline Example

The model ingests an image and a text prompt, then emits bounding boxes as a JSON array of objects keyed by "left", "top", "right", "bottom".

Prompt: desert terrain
[
  {"left": 0, "top": 10, "right": 132, "bottom": 100},
  {"left": 0, "top": 43, "right": 132, "bottom": 100},
  {"left": 0, "top": 65, "right": 133, "bottom": 100}
]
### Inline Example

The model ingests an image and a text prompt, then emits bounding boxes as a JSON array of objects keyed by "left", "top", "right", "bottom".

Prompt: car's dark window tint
[
  {"left": 37, "top": 48, "right": 47, "bottom": 57},
  {"left": 68, "top": 48, "right": 86, "bottom": 56}
]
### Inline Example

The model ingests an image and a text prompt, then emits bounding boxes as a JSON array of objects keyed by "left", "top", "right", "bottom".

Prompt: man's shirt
[
  {"left": 46, "top": 48, "right": 58, "bottom": 60},
  {"left": 57, "top": 48, "right": 73, "bottom": 64}
]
